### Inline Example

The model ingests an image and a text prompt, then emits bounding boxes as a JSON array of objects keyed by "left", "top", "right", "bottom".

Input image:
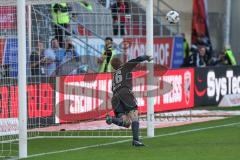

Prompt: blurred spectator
[
  {"left": 0, "top": 64, "right": 10, "bottom": 78},
  {"left": 55, "top": 39, "right": 81, "bottom": 75},
  {"left": 61, "top": 38, "right": 78, "bottom": 65},
  {"left": 210, "top": 46, "right": 237, "bottom": 66},
  {"left": 71, "top": 13, "right": 79, "bottom": 35},
  {"left": 30, "top": 42, "right": 45, "bottom": 76},
  {"left": 111, "top": 0, "right": 129, "bottom": 36},
  {"left": 208, "top": 52, "right": 227, "bottom": 66},
  {"left": 51, "top": 38, "right": 66, "bottom": 68},
  {"left": 98, "top": 37, "right": 116, "bottom": 72},
  {"left": 183, "top": 45, "right": 208, "bottom": 67},
  {"left": 182, "top": 33, "right": 190, "bottom": 58},
  {"left": 224, "top": 45, "right": 237, "bottom": 66},
  {"left": 99, "top": 0, "right": 111, "bottom": 8},
  {"left": 42, "top": 38, "right": 65, "bottom": 76},
  {"left": 181, "top": 33, "right": 190, "bottom": 66},
  {"left": 191, "top": 34, "right": 212, "bottom": 59},
  {"left": 52, "top": 3, "right": 71, "bottom": 48}
]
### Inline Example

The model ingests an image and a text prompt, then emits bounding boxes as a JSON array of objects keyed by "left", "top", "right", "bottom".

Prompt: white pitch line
[
  {"left": 25, "top": 122, "right": 240, "bottom": 159},
  {"left": 24, "top": 139, "right": 131, "bottom": 159},
  {"left": 154, "top": 122, "right": 240, "bottom": 138}
]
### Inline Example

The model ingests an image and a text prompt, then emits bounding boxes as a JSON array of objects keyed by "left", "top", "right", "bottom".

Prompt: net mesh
[
  {"left": 0, "top": 0, "right": 178, "bottom": 158},
  {"left": 0, "top": 6, "right": 18, "bottom": 158}
]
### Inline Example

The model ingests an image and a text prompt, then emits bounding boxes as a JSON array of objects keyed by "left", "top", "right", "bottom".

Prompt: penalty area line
[{"left": 25, "top": 122, "right": 240, "bottom": 159}]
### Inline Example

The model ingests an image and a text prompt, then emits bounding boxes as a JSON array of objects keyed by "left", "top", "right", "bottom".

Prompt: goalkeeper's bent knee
[
  {"left": 129, "top": 110, "right": 139, "bottom": 122},
  {"left": 123, "top": 119, "right": 131, "bottom": 128}
]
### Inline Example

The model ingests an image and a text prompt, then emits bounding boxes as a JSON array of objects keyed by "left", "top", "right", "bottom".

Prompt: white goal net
[{"left": 0, "top": 0, "right": 178, "bottom": 159}]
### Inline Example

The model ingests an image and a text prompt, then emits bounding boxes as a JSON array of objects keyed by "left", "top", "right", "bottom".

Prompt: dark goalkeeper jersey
[{"left": 112, "top": 55, "right": 149, "bottom": 94}]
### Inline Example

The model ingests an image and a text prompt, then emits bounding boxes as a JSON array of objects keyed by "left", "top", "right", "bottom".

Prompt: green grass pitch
[{"left": 14, "top": 115, "right": 240, "bottom": 160}]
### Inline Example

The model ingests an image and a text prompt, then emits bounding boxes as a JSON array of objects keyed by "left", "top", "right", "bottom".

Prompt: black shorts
[{"left": 111, "top": 88, "right": 138, "bottom": 117}]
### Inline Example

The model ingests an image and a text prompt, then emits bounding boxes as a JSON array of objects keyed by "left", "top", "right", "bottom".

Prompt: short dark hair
[
  {"left": 67, "top": 43, "right": 74, "bottom": 49},
  {"left": 51, "top": 38, "right": 58, "bottom": 43},
  {"left": 105, "top": 37, "right": 113, "bottom": 42},
  {"left": 111, "top": 58, "right": 122, "bottom": 70},
  {"left": 197, "top": 45, "right": 206, "bottom": 49}
]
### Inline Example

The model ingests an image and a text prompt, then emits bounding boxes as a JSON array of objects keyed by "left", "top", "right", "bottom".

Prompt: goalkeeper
[{"left": 106, "top": 55, "right": 152, "bottom": 147}]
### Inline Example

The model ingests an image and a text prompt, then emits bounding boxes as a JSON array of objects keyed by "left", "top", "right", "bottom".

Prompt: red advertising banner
[
  {"left": 0, "top": 83, "right": 54, "bottom": 119},
  {"left": 0, "top": 7, "right": 16, "bottom": 29},
  {"left": 124, "top": 37, "right": 174, "bottom": 67},
  {"left": 56, "top": 69, "right": 194, "bottom": 123},
  {"left": 153, "top": 69, "right": 194, "bottom": 111},
  {"left": 56, "top": 73, "right": 113, "bottom": 123}
]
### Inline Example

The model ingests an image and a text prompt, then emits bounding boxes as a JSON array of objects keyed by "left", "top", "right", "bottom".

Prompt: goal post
[
  {"left": 146, "top": 0, "right": 155, "bottom": 137},
  {"left": 17, "top": 0, "right": 28, "bottom": 158}
]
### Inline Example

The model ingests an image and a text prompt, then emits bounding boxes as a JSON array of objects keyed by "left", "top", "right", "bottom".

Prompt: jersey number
[{"left": 115, "top": 70, "right": 122, "bottom": 84}]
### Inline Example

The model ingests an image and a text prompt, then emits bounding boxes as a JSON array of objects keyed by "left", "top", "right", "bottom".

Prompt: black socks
[{"left": 131, "top": 121, "right": 139, "bottom": 141}]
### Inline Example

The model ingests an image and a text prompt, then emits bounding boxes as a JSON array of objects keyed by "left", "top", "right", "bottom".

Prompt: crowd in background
[
  {"left": 29, "top": 1, "right": 129, "bottom": 77},
  {"left": 31, "top": 0, "right": 238, "bottom": 77},
  {"left": 30, "top": 37, "right": 80, "bottom": 76},
  {"left": 181, "top": 33, "right": 237, "bottom": 68},
  {"left": 1, "top": 1, "right": 238, "bottom": 78},
  {"left": 111, "top": 0, "right": 130, "bottom": 36}
]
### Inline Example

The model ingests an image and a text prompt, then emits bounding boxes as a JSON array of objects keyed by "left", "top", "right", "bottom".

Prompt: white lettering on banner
[
  {"left": 163, "top": 75, "right": 182, "bottom": 104},
  {"left": 57, "top": 69, "right": 194, "bottom": 122},
  {"left": 154, "top": 43, "right": 170, "bottom": 65},
  {"left": 64, "top": 81, "right": 98, "bottom": 114},
  {"left": 154, "top": 77, "right": 162, "bottom": 105},
  {"left": 207, "top": 71, "right": 216, "bottom": 97},
  {"left": 92, "top": 83, "right": 97, "bottom": 111},
  {"left": 133, "top": 77, "right": 145, "bottom": 106},
  {"left": 0, "top": 118, "right": 18, "bottom": 136},
  {"left": 207, "top": 70, "right": 240, "bottom": 101},
  {"left": 0, "top": 14, "right": 15, "bottom": 23},
  {"left": 98, "top": 80, "right": 107, "bottom": 110},
  {"left": 176, "top": 43, "right": 182, "bottom": 49},
  {"left": 107, "top": 79, "right": 113, "bottom": 110},
  {"left": 130, "top": 39, "right": 145, "bottom": 58},
  {"left": 227, "top": 71, "right": 232, "bottom": 94},
  {"left": 64, "top": 82, "right": 74, "bottom": 114},
  {"left": 127, "top": 39, "right": 171, "bottom": 66},
  {"left": 232, "top": 77, "right": 239, "bottom": 94}
]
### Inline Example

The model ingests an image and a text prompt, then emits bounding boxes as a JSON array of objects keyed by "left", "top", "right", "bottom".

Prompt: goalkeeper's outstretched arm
[{"left": 124, "top": 55, "right": 152, "bottom": 71}]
